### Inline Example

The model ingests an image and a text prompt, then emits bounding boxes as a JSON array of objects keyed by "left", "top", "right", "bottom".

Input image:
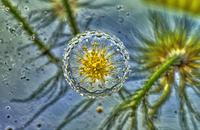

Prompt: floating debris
[{"left": 96, "top": 105, "right": 104, "bottom": 113}]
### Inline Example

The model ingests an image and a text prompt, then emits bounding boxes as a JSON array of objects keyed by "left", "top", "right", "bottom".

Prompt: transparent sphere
[{"left": 63, "top": 31, "right": 130, "bottom": 98}]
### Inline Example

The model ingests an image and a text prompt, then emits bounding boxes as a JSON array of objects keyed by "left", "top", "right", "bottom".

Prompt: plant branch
[
  {"left": 1, "top": 0, "right": 60, "bottom": 64},
  {"left": 148, "top": 77, "right": 171, "bottom": 116},
  {"left": 62, "top": 0, "right": 80, "bottom": 35},
  {"left": 121, "top": 55, "right": 180, "bottom": 109},
  {"left": 99, "top": 55, "right": 180, "bottom": 129}
]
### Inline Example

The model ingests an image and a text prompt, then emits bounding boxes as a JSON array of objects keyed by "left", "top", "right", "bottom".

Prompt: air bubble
[
  {"left": 116, "top": 5, "right": 124, "bottom": 11},
  {"left": 31, "top": 34, "right": 36, "bottom": 41},
  {"left": 24, "top": 6, "right": 29, "bottom": 11},
  {"left": 6, "top": 115, "right": 11, "bottom": 119},
  {"left": 9, "top": 28, "right": 16, "bottom": 34},
  {"left": 2, "top": 6, "right": 9, "bottom": 12},
  {"left": 126, "top": 12, "right": 130, "bottom": 16},
  {"left": 36, "top": 123, "right": 42, "bottom": 128},
  {"left": 5, "top": 126, "right": 14, "bottom": 130},
  {"left": 5, "top": 106, "right": 11, "bottom": 110}
]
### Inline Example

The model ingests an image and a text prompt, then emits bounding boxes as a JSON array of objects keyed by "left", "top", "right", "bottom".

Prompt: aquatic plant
[
  {"left": 1, "top": 0, "right": 122, "bottom": 129},
  {"left": 1, "top": 0, "right": 100, "bottom": 129},
  {"left": 143, "top": 0, "right": 200, "bottom": 16},
  {"left": 28, "top": 0, "right": 112, "bottom": 36},
  {"left": 99, "top": 12, "right": 200, "bottom": 130},
  {"left": 1, "top": 0, "right": 200, "bottom": 130}
]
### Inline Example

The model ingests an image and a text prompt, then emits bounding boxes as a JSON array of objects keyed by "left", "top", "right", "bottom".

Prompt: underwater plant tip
[{"left": 123, "top": 55, "right": 180, "bottom": 109}]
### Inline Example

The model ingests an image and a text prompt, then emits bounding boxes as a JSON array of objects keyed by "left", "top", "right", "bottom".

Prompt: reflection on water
[{"left": 0, "top": 0, "right": 199, "bottom": 130}]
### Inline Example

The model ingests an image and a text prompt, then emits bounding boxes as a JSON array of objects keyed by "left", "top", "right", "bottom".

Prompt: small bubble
[
  {"left": 85, "top": 39, "right": 89, "bottom": 42},
  {"left": 24, "top": 6, "right": 29, "bottom": 11},
  {"left": 36, "top": 123, "right": 42, "bottom": 128},
  {"left": 5, "top": 106, "right": 11, "bottom": 110},
  {"left": 20, "top": 76, "right": 26, "bottom": 80},
  {"left": 5, "top": 127, "right": 13, "bottom": 130},
  {"left": 31, "top": 34, "right": 36, "bottom": 41},
  {"left": 6, "top": 115, "right": 11, "bottom": 119},
  {"left": 8, "top": 91, "right": 14, "bottom": 96},
  {"left": 3, "top": 6, "right": 9, "bottom": 12},
  {"left": 9, "top": 28, "right": 16, "bottom": 34},
  {"left": 116, "top": 5, "right": 124, "bottom": 11},
  {"left": 126, "top": 12, "right": 130, "bottom": 16},
  {"left": 9, "top": 37, "right": 13, "bottom": 41}
]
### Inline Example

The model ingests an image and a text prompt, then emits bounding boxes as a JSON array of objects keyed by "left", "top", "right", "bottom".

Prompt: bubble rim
[{"left": 63, "top": 31, "right": 130, "bottom": 98}]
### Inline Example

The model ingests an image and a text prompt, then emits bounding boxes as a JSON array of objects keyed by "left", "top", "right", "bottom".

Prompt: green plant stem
[
  {"left": 121, "top": 55, "right": 180, "bottom": 109},
  {"left": 149, "top": 80, "right": 171, "bottom": 116},
  {"left": 100, "top": 55, "right": 180, "bottom": 129},
  {"left": 62, "top": 0, "right": 80, "bottom": 35},
  {"left": 142, "top": 99, "right": 156, "bottom": 130},
  {"left": 1, "top": 0, "right": 60, "bottom": 64}
]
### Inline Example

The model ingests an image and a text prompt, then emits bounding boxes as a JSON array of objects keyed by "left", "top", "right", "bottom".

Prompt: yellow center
[
  {"left": 140, "top": 31, "right": 200, "bottom": 77},
  {"left": 79, "top": 43, "right": 114, "bottom": 83}
]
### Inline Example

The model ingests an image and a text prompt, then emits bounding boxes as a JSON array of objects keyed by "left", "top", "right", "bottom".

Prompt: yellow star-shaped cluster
[{"left": 79, "top": 43, "right": 114, "bottom": 83}]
